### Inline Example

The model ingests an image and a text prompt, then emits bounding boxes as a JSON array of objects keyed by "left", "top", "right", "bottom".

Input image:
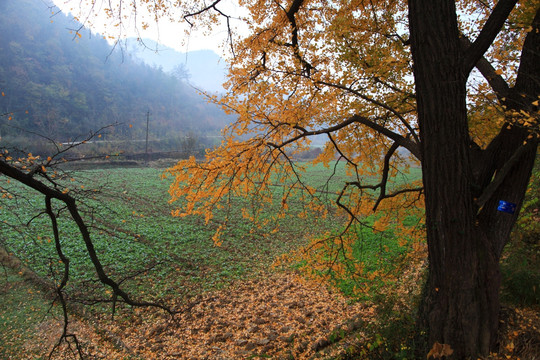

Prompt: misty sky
[{"left": 50, "top": 0, "right": 247, "bottom": 54}]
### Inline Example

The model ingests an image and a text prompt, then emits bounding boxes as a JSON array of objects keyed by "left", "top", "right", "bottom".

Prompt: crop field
[{"left": 0, "top": 161, "right": 423, "bottom": 358}]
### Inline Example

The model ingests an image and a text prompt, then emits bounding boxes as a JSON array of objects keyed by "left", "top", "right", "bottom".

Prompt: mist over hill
[
  {"left": 127, "top": 39, "right": 228, "bottom": 93},
  {"left": 0, "top": 0, "right": 232, "bottom": 153}
]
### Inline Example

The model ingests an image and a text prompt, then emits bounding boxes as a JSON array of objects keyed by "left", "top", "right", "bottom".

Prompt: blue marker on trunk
[{"left": 497, "top": 200, "right": 516, "bottom": 214}]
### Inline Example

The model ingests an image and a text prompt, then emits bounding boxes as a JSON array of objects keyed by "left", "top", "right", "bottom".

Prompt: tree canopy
[
  {"left": 164, "top": 0, "right": 537, "bottom": 221},
  {"left": 166, "top": 1, "right": 538, "bottom": 358}
]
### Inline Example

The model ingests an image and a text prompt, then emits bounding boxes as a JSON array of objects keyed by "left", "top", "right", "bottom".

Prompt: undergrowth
[{"left": 500, "top": 161, "right": 540, "bottom": 307}]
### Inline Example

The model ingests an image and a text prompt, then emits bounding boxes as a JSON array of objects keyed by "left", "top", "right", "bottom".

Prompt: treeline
[{"left": 0, "top": 0, "right": 231, "bottom": 154}]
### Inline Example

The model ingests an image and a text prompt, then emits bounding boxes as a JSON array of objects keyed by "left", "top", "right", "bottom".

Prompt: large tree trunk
[
  {"left": 408, "top": 1, "right": 497, "bottom": 356},
  {"left": 408, "top": 1, "right": 538, "bottom": 358}
]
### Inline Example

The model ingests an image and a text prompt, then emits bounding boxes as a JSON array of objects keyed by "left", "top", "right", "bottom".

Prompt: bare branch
[
  {"left": 328, "top": 133, "right": 359, "bottom": 170},
  {"left": 336, "top": 141, "right": 423, "bottom": 211},
  {"left": 183, "top": 0, "right": 224, "bottom": 25},
  {"left": 45, "top": 195, "right": 84, "bottom": 360},
  {"left": 373, "top": 142, "right": 400, "bottom": 210},
  {"left": 268, "top": 113, "right": 421, "bottom": 160},
  {"left": 314, "top": 79, "right": 421, "bottom": 146},
  {"left": 335, "top": 183, "right": 364, "bottom": 224},
  {"left": 0, "top": 159, "right": 176, "bottom": 315},
  {"left": 183, "top": 0, "right": 236, "bottom": 57}
]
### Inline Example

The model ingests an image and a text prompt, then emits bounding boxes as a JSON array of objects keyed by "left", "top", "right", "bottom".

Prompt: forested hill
[{"left": 0, "top": 0, "right": 232, "bottom": 149}]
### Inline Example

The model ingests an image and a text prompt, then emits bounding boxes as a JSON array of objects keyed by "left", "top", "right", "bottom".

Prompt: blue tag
[{"left": 497, "top": 200, "right": 516, "bottom": 214}]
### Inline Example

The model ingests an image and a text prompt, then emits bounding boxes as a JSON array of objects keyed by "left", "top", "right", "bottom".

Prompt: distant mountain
[
  {"left": 127, "top": 39, "right": 227, "bottom": 93},
  {"left": 0, "top": 0, "right": 232, "bottom": 151}
]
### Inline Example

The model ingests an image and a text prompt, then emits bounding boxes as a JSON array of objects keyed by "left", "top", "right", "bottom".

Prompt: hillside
[
  {"left": 127, "top": 39, "right": 228, "bottom": 93},
  {"left": 0, "top": 0, "right": 232, "bottom": 152}
]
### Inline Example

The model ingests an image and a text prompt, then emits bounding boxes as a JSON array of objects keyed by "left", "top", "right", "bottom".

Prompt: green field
[
  {"left": 0, "top": 161, "right": 423, "bottom": 358},
  {"left": 1, "top": 161, "right": 536, "bottom": 359}
]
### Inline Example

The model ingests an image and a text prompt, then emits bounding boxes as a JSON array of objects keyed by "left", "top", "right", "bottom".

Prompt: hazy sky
[{"left": 50, "top": 0, "right": 246, "bottom": 54}]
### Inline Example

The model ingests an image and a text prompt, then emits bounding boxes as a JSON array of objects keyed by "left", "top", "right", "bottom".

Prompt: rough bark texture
[
  {"left": 409, "top": 1, "right": 490, "bottom": 356},
  {"left": 409, "top": 1, "right": 538, "bottom": 358}
]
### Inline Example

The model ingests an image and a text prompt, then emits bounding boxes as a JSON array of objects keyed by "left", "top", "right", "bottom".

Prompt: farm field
[{"left": 0, "top": 162, "right": 537, "bottom": 359}]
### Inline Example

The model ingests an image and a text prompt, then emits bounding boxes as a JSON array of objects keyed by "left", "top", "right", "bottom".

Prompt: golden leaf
[{"left": 427, "top": 342, "right": 454, "bottom": 359}]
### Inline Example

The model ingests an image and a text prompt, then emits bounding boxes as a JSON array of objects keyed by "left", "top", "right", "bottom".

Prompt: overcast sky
[{"left": 50, "top": 0, "right": 246, "bottom": 54}]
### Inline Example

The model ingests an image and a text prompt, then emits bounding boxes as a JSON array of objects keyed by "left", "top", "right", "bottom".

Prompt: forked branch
[
  {"left": 463, "top": 0, "right": 519, "bottom": 74},
  {"left": 475, "top": 139, "right": 537, "bottom": 208},
  {"left": 340, "top": 142, "right": 423, "bottom": 211},
  {"left": 0, "top": 154, "right": 176, "bottom": 357},
  {"left": 460, "top": 36, "right": 510, "bottom": 102},
  {"left": 45, "top": 195, "right": 84, "bottom": 360},
  {"left": 267, "top": 114, "right": 421, "bottom": 160}
]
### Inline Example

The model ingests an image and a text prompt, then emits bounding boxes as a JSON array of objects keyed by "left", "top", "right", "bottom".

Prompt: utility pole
[{"left": 145, "top": 109, "right": 150, "bottom": 163}]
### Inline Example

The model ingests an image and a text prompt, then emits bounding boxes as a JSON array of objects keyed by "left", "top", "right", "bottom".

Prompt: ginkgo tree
[{"left": 66, "top": 0, "right": 539, "bottom": 358}]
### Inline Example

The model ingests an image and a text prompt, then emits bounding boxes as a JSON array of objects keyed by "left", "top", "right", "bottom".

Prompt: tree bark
[
  {"left": 477, "top": 8, "right": 540, "bottom": 258},
  {"left": 407, "top": 1, "right": 539, "bottom": 358}
]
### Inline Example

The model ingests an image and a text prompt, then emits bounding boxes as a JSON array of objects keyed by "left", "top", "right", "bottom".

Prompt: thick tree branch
[
  {"left": 314, "top": 79, "right": 420, "bottom": 146},
  {"left": 513, "top": 8, "right": 540, "bottom": 95},
  {"left": 281, "top": 0, "right": 313, "bottom": 75},
  {"left": 460, "top": 36, "right": 511, "bottom": 102},
  {"left": 267, "top": 114, "right": 421, "bottom": 160},
  {"left": 475, "top": 139, "right": 537, "bottom": 208},
  {"left": 474, "top": 56, "right": 512, "bottom": 102},
  {"left": 463, "top": 0, "right": 519, "bottom": 74},
  {"left": 354, "top": 142, "right": 402, "bottom": 207},
  {"left": 374, "top": 142, "right": 402, "bottom": 210},
  {"left": 474, "top": 8, "right": 540, "bottom": 192},
  {"left": 286, "top": 0, "right": 304, "bottom": 47},
  {"left": 353, "top": 117, "right": 420, "bottom": 160}
]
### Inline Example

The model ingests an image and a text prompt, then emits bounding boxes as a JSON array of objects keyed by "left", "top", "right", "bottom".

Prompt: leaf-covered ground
[
  {"left": 18, "top": 271, "right": 374, "bottom": 359},
  {"left": 120, "top": 272, "right": 376, "bottom": 359},
  {"left": 3, "top": 258, "right": 539, "bottom": 359}
]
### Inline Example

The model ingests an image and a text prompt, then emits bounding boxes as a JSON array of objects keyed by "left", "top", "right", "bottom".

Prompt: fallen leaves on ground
[
  {"left": 28, "top": 270, "right": 374, "bottom": 359},
  {"left": 107, "top": 271, "right": 376, "bottom": 359},
  {"left": 427, "top": 341, "right": 453, "bottom": 359},
  {"left": 15, "top": 267, "right": 539, "bottom": 360}
]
